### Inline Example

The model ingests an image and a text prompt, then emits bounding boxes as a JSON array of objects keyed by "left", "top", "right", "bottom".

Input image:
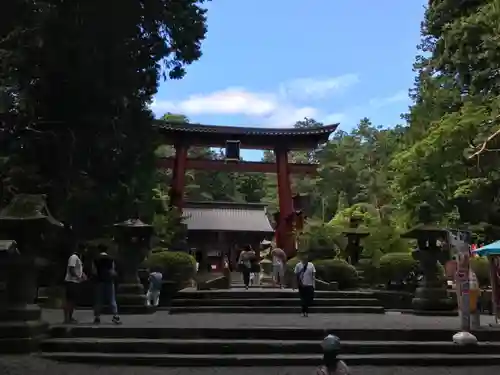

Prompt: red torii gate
[{"left": 156, "top": 121, "right": 338, "bottom": 257}]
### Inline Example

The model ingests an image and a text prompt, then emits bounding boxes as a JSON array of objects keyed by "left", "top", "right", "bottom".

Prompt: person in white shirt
[
  {"left": 63, "top": 246, "right": 86, "bottom": 324},
  {"left": 294, "top": 253, "right": 316, "bottom": 317}
]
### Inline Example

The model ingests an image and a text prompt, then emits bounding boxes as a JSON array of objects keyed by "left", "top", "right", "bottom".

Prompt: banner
[{"left": 488, "top": 255, "right": 500, "bottom": 323}]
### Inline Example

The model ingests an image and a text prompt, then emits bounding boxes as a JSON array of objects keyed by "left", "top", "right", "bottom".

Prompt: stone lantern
[
  {"left": 114, "top": 218, "right": 153, "bottom": 312},
  {"left": 0, "top": 194, "right": 63, "bottom": 352},
  {"left": 402, "top": 202, "right": 455, "bottom": 315},
  {"left": 342, "top": 215, "right": 369, "bottom": 266}
]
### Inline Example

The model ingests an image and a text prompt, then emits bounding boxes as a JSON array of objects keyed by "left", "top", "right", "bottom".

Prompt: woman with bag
[
  {"left": 238, "top": 245, "right": 254, "bottom": 290},
  {"left": 294, "top": 253, "right": 316, "bottom": 317}
]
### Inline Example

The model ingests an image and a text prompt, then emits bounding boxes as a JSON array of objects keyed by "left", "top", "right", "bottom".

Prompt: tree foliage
[
  {"left": 391, "top": 0, "right": 500, "bottom": 232},
  {"left": 0, "top": 0, "right": 209, "bottom": 238}
]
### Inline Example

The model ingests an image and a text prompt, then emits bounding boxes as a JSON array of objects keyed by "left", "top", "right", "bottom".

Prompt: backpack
[{"left": 297, "top": 262, "right": 309, "bottom": 287}]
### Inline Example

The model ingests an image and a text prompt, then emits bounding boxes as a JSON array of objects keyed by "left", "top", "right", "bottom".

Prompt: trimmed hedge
[
  {"left": 315, "top": 259, "right": 359, "bottom": 289},
  {"left": 286, "top": 257, "right": 358, "bottom": 289},
  {"left": 378, "top": 252, "right": 418, "bottom": 287},
  {"left": 143, "top": 250, "right": 196, "bottom": 286},
  {"left": 356, "top": 258, "right": 379, "bottom": 285}
]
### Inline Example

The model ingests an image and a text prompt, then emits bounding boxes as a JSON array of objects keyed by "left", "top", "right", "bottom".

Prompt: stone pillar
[
  {"left": 275, "top": 147, "right": 295, "bottom": 257},
  {"left": 0, "top": 195, "right": 62, "bottom": 353},
  {"left": 402, "top": 202, "right": 455, "bottom": 315},
  {"left": 114, "top": 219, "right": 153, "bottom": 313},
  {"left": 0, "top": 244, "right": 47, "bottom": 352},
  {"left": 411, "top": 237, "right": 455, "bottom": 315},
  {"left": 342, "top": 216, "right": 369, "bottom": 266},
  {"left": 169, "top": 142, "right": 188, "bottom": 209}
]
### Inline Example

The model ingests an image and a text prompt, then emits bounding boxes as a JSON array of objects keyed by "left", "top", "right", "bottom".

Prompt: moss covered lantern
[
  {"left": 402, "top": 202, "right": 455, "bottom": 315},
  {"left": 114, "top": 218, "right": 153, "bottom": 312},
  {"left": 0, "top": 194, "right": 63, "bottom": 352},
  {"left": 342, "top": 215, "right": 369, "bottom": 266}
]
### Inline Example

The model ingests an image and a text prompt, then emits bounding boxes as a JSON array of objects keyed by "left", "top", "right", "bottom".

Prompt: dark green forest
[{"left": 2, "top": 0, "right": 500, "bottom": 256}]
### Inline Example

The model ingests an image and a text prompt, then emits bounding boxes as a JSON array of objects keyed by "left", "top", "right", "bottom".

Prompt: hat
[{"left": 321, "top": 334, "right": 341, "bottom": 351}]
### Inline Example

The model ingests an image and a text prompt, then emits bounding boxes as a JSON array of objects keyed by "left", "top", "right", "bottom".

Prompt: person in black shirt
[{"left": 92, "top": 245, "right": 121, "bottom": 324}]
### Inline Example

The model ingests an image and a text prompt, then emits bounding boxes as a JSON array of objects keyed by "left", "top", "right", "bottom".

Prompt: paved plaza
[
  {"left": 2, "top": 309, "right": 498, "bottom": 374},
  {"left": 42, "top": 309, "right": 500, "bottom": 330},
  {"left": 1, "top": 356, "right": 499, "bottom": 375}
]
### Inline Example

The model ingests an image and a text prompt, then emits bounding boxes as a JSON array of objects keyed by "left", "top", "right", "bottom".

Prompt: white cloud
[
  {"left": 264, "top": 105, "right": 320, "bottom": 127},
  {"left": 151, "top": 74, "right": 358, "bottom": 127},
  {"left": 369, "top": 90, "right": 408, "bottom": 108},
  {"left": 152, "top": 88, "right": 278, "bottom": 117},
  {"left": 280, "top": 74, "right": 359, "bottom": 100},
  {"left": 321, "top": 112, "right": 347, "bottom": 124}
]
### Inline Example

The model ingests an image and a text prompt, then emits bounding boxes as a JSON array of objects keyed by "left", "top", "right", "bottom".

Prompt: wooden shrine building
[
  {"left": 156, "top": 121, "right": 339, "bottom": 257},
  {"left": 181, "top": 201, "right": 274, "bottom": 272}
]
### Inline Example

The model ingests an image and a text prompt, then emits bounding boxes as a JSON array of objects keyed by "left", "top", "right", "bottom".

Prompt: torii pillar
[{"left": 275, "top": 147, "right": 295, "bottom": 257}]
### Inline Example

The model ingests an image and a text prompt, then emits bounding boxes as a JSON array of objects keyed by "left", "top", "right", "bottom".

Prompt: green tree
[
  {"left": 391, "top": 0, "right": 500, "bottom": 228},
  {"left": 0, "top": 0, "right": 209, "bottom": 238}
]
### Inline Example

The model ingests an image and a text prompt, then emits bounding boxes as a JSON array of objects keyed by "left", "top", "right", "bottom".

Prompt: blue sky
[{"left": 152, "top": 0, "right": 427, "bottom": 160}]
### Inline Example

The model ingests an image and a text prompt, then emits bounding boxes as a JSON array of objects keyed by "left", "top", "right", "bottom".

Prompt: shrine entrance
[{"left": 156, "top": 121, "right": 338, "bottom": 257}]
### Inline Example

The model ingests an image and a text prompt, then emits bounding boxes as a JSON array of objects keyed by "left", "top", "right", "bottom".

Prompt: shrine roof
[
  {"left": 182, "top": 201, "right": 274, "bottom": 233},
  {"left": 155, "top": 121, "right": 339, "bottom": 149}
]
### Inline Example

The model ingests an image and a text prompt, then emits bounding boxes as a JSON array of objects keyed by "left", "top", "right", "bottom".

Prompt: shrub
[
  {"left": 143, "top": 250, "right": 196, "bottom": 286},
  {"left": 297, "top": 223, "right": 340, "bottom": 259},
  {"left": 286, "top": 256, "right": 300, "bottom": 271},
  {"left": 379, "top": 252, "right": 418, "bottom": 287},
  {"left": 356, "top": 258, "right": 380, "bottom": 285},
  {"left": 315, "top": 259, "right": 359, "bottom": 289},
  {"left": 471, "top": 256, "right": 490, "bottom": 287}
]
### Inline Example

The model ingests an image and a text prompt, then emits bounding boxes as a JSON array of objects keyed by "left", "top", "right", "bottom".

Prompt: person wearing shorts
[{"left": 63, "top": 248, "right": 86, "bottom": 323}]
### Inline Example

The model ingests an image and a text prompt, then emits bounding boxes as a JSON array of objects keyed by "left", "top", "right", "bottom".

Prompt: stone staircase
[
  {"left": 168, "top": 289, "right": 386, "bottom": 314},
  {"left": 39, "top": 324, "right": 500, "bottom": 366}
]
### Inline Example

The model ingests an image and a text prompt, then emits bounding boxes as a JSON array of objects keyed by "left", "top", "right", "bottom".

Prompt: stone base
[
  {"left": 413, "top": 309, "right": 459, "bottom": 316},
  {"left": 412, "top": 286, "right": 457, "bottom": 312},
  {"left": 116, "top": 283, "right": 148, "bottom": 314},
  {"left": 0, "top": 304, "right": 48, "bottom": 353},
  {"left": 101, "top": 304, "right": 155, "bottom": 315}
]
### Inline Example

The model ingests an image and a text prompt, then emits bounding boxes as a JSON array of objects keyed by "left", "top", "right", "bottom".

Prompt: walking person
[
  {"left": 238, "top": 245, "right": 254, "bottom": 290},
  {"left": 271, "top": 247, "right": 286, "bottom": 288},
  {"left": 92, "top": 245, "right": 121, "bottom": 324},
  {"left": 146, "top": 266, "right": 163, "bottom": 307},
  {"left": 63, "top": 245, "right": 86, "bottom": 324},
  {"left": 294, "top": 253, "right": 316, "bottom": 317}
]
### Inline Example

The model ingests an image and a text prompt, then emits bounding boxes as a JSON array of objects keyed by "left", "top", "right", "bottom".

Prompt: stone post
[
  {"left": 114, "top": 218, "right": 153, "bottom": 313},
  {"left": 342, "top": 215, "right": 369, "bottom": 266},
  {"left": 0, "top": 195, "right": 62, "bottom": 353},
  {"left": 402, "top": 202, "right": 456, "bottom": 315}
]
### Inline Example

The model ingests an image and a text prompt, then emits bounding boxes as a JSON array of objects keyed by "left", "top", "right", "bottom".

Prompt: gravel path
[
  {"left": 1, "top": 356, "right": 499, "bottom": 375},
  {"left": 42, "top": 309, "right": 500, "bottom": 330}
]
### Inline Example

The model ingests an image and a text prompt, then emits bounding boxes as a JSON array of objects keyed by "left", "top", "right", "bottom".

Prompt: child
[
  {"left": 146, "top": 267, "right": 163, "bottom": 307},
  {"left": 315, "top": 334, "right": 350, "bottom": 375}
]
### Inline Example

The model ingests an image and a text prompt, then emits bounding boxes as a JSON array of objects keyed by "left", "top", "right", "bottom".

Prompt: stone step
[
  {"left": 175, "top": 289, "right": 376, "bottom": 300},
  {"left": 171, "top": 298, "right": 381, "bottom": 307},
  {"left": 47, "top": 326, "right": 500, "bottom": 342},
  {"left": 39, "top": 352, "right": 500, "bottom": 366},
  {"left": 40, "top": 337, "right": 500, "bottom": 355},
  {"left": 230, "top": 284, "right": 279, "bottom": 288},
  {"left": 168, "top": 305, "right": 385, "bottom": 314}
]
